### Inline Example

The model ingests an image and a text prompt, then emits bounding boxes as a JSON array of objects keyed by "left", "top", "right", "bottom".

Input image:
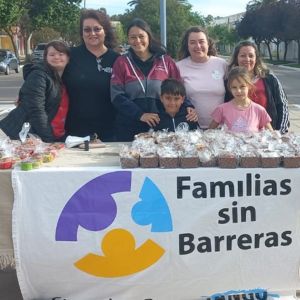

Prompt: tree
[
  {"left": 236, "top": 1, "right": 278, "bottom": 60},
  {"left": 236, "top": 0, "right": 300, "bottom": 63},
  {"left": 207, "top": 24, "right": 238, "bottom": 55},
  {"left": 286, "top": 0, "right": 300, "bottom": 63},
  {"left": 0, "top": 0, "right": 25, "bottom": 58},
  {"left": 26, "top": 0, "right": 81, "bottom": 39},
  {"left": 0, "top": 0, "right": 81, "bottom": 59},
  {"left": 117, "top": 0, "right": 205, "bottom": 58},
  {"left": 113, "top": 22, "right": 126, "bottom": 45}
]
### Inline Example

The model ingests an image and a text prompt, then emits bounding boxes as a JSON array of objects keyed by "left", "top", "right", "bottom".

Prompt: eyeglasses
[{"left": 83, "top": 26, "right": 103, "bottom": 34}]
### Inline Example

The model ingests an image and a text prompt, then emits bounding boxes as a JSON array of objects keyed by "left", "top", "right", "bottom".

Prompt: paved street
[
  {"left": 0, "top": 71, "right": 23, "bottom": 106},
  {"left": 0, "top": 269, "right": 22, "bottom": 300},
  {"left": 271, "top": 64, "right": 300, "bottom": 105}
]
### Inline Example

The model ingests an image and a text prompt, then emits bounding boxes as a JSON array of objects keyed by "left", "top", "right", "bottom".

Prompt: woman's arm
[
  {"left": 111, "top": 57, "right": 146, "bottom": 121},
  {"left": 19, "top": 69, "right": 55, "bottom": 141},
  {"left": 267, "top": 74, "right": 289, "bottom": 133}
]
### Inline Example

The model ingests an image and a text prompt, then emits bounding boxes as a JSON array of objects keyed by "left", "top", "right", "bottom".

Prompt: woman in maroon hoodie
[{"left": 111, "top": 18, "right": 197, "bottom": 141}]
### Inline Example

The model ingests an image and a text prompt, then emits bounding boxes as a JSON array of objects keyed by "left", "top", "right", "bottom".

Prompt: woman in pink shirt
[
  {"left": 210, "top": 66, "right": 273, "bottom": 133},
  {"left": 176, "top": 26, "right": 228, "bottom": 129}
]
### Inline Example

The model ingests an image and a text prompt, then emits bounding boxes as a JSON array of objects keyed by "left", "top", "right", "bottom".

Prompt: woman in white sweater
[{"left": 176, "top": 26, "right": 228, "bottom": 129}]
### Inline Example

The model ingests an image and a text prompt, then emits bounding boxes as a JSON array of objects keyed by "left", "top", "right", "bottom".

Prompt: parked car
[
  {"left": 32, "top": 43, "right": 47, "bottom": 62},
  {"left": 0, "top": 49, "right": 20, "bottom": 75}
]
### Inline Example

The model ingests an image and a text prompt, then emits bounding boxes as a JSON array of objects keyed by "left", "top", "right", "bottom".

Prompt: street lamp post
[{"left": 160, "top": 0, "right": 167, "bottom": 48}]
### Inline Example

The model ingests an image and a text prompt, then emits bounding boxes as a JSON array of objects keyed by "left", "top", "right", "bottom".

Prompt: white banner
[{"left": 12, "top": 168, "right": 300, "bottom": 300}]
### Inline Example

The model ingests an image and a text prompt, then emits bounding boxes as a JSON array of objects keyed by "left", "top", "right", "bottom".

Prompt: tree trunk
[
  {"left": 265, "top": 42, "right": 273, "bottom": 61},
  {"left": 283, "top": 41, "right": 289, "bottom": 62},
  {"left": 4, "top": 28, "right": 19, "bottom": 59},
  {"left": 298, "top": 40, "right": 300, "bottom": 65},
  {"left": 25, "top": 33, "right": 33, "bottom": 63},
  {"left": 276, "top": 43, "right": 280, "bottom": 61}
]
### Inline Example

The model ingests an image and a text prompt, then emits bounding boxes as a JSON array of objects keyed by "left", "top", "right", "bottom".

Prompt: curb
[{"left": 276, "top": 64, "right": 300, "bottom": 72}]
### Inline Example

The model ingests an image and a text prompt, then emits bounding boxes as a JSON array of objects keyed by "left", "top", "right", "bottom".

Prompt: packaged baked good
[
  {"left": 198, "top": 148, "right": 216, "bottom": 167},
  {"left": 260, "top": 151, "right": 281, "bottom": 168},
  {"left": 158, "top": 147, "right": 179, "bottom": 168},
  {"left": 218, "top": 151, "right": 238, "bottom": 169},
  {"left": 155, "top": 131, "right": 176, "bottom": 145},
  {"left": 119, "top": 145, "right": 139, "bottom": 168},
  {"left": 282, "top": 152, "right": 300, "bottom": 168},
  {"left": 239, "top": 152, "right": 260, "bottom": 168},
  {"left": 180, "top": 145, "right": 199, "bottom": 168},
  {"left": 140, "top": 154, "right": 159, "bottom": 168}
]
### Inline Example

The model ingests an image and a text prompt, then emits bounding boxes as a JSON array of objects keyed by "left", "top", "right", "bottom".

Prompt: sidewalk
[{"left": 289, "top": 104, "right": 300, "bottom": 133}]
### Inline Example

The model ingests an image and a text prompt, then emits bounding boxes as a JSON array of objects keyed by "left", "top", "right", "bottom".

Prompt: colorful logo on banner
[
  {"left": 55, "top": 171, "right": 173, "bottom": 277},
  {"left": 205, "top": 288, "right": 280, "bottom": 300}
]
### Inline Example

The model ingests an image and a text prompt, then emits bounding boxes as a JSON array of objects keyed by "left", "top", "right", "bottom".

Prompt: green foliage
[
  {"left": 117, "top": 0, "right": 205, "bottom": 57},
  {"left": 0, "top": 0, "right": 24, "bottom": 27},
  {"left": 236, "top": 0, "right": 300, "bottom": 62},
  {"left": 0, "top": 0, "right": 25, "bottom": 56},
  {"left": 207, "top": 24, "right": 239, "bottom": 54},
  {"left": 32, "top": 27, "right": 61, "bottom": 45},
  {"left": 114, "top": 22, "right": 126, "bottom": 45},
  {"left": 27, "top": 0, "right": 81, "bottom": 33},
  {"left": 0, "top": 0, "right": 82, "bottom": 55}
]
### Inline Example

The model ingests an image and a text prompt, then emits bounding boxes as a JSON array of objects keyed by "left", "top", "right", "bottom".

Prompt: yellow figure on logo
[{"left": 75, "top": 228, "right": 165, "bottom": 277}]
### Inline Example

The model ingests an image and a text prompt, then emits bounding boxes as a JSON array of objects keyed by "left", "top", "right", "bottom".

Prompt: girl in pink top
[{"left": 209, "top": 66, "right": 273, "bottom": 133}]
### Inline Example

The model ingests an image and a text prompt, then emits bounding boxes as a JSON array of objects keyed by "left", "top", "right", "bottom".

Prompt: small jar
[{"left": 0, "top": 157, "right": 13, "bottom": 169}]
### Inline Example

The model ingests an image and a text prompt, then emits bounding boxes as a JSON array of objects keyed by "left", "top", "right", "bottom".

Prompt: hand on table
[
  {"left": 140, "top": 113, "right": 160, "bottom": 127},
  {"left": 186, "top": 107, "right": 198, "bottom": 122}
]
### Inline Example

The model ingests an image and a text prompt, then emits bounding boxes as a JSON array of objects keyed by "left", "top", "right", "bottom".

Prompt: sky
[{"left": 81, "top": 0, "right": 250, "bottom": 17}]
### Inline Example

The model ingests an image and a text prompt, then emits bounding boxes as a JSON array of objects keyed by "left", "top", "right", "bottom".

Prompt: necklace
[
  {"left": 95, "top": 56, "right": 113, "bottom": 74},
  {"left": 96, "top": 57, "right": 103, "bottom": 72}
]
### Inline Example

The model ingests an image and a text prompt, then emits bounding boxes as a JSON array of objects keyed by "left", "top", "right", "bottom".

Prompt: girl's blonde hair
[{"left": 227, "top": 66, "right": 255, "bottom": 93}]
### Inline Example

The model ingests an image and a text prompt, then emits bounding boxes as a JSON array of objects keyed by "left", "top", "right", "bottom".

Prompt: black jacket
[
  {"left": 63, "top": 45, "right": 119, "bottom": 140},
  {"left": 0, "top": 63, "right": 62, "bottom": 142},
  {"left": 154, "top": 100, "right": 198, "bottom": 132},
  {"left": 224, "top": 73, "right": 289, "bottom": 133}
]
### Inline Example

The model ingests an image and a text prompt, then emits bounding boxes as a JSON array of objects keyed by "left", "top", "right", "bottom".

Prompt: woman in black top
[{"left": 63, "top": 9, "right": 119, "bottom": 141}]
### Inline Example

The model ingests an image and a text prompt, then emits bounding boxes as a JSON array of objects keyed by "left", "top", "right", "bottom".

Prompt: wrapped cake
[
  {"left": 218, "top": 151, "right": 238, "bottom": 169},
  {"left": 140, "top": 153, "right": 159, "bottom": 168},
  {"left": 119, "top": 145, "right": 139, "bottom": 168},
  {"left": 239, "top": 152, "right": 260, "bottom": 168},
  {"left": 260, "top": 151, "right": 281, "bottom": 168},
  {"left": 158, "top": 147, "right": 179, "bottom": 168},
  {"left": 180, "top": 145, "right": 199, "bottom": 168},
  {"left": 282, "top": 152, "right": 300, "bottom": 168},
  {"left": 198, "top": 148, "right": 216, "bottom": 167},
  {"left": 118, "top": 129, "right": 300, "bottom": 169}
]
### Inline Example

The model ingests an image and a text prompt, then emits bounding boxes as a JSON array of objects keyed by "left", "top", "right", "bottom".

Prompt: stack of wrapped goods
[
  {"left": 0, "top": 135, "right": 64, "bottom": 170},
  {"left": 119, "top": 129, "right": 300, "bottom": 169}
]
